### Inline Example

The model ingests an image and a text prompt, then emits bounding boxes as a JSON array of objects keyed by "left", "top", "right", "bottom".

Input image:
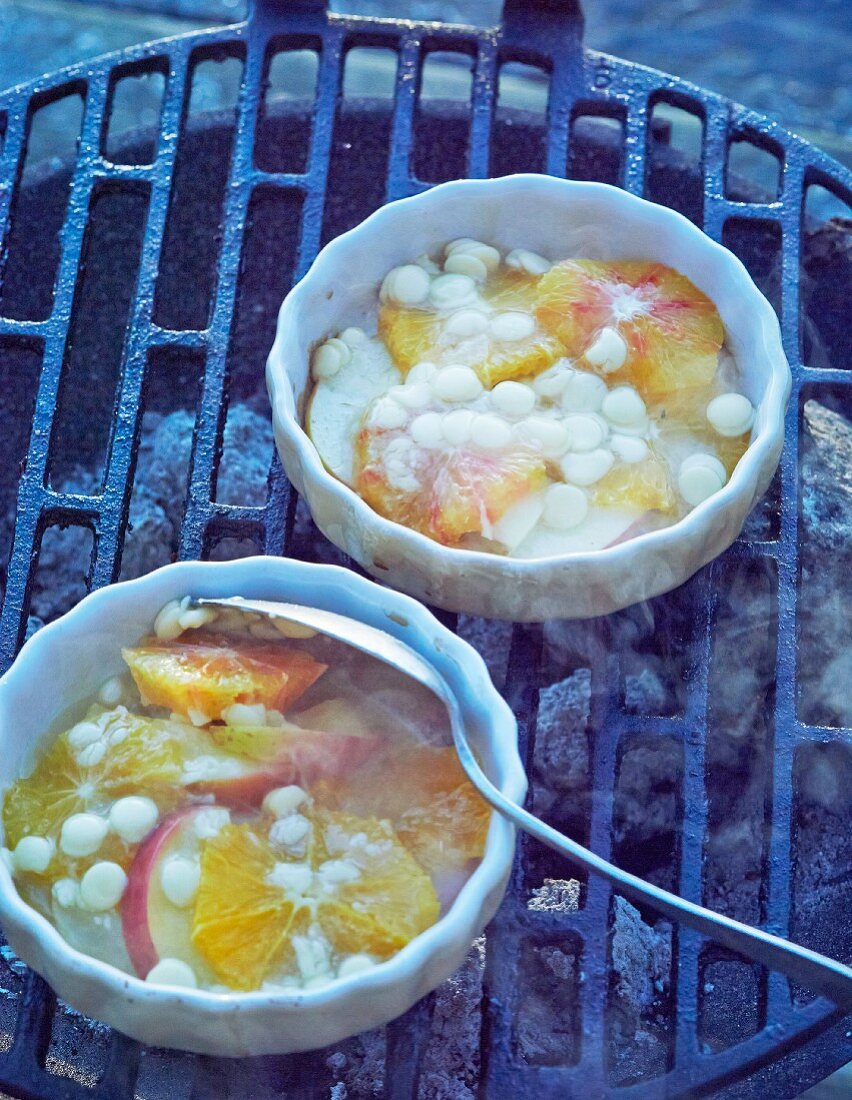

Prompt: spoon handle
[{"left": 195, "top": 596, "right": 852, "bottom": 1007}]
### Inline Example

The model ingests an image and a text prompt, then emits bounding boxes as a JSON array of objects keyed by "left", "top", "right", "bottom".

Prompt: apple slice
[
  {"left": 121, "top": 806, "right": 219, "bottom": 981},
  {"left": 122, "top": 637, "right": 327, "bottom": 724}
]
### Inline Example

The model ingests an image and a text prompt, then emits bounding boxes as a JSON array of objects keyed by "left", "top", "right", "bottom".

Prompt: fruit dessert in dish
[
  {"left": 1, "top": 597, "right": 490, "bottom": 993},
  {"left": 306, "top": 242, "right": 757, "bottom": 555}
]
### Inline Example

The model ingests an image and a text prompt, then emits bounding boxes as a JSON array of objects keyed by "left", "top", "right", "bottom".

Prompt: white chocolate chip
[
  {"left": 263, "top": 786, "right": 308, "bottom": 818},
  {"left": 533, "top": 361, "right": 575, "bottom": 399},
  {"left": 193, "top": 807, "right": 231, "bottom": 839},
  {"left": 146, "top": 958, "right": 198, "bottom": 988},
  {"left": 505, "top": 248, "right": 551, "bottom": 276},
  {"left": 312, "top": 338, "right": 351, "bottom": 381},
  {"left": 390, "top": 382, "right": 432, "bottom": 410},
  {"left": 153, "top": 598, "right": 184, "bottom": 641},
  {"left": 340, "top": 326, "right": 368, "bottom": 347},
  {"left": 60, "top": 813, "right": 108, "bottom": 858},
  {"left": 584, "top": 326, "right": 628, "bottom": 373},
  {"left": 178, "top": 605, "right": 218, "bottom": 632},
  {"left": 52, "top": 878, "right": 79, "bottom": 908},
  {"left": 490, "top": 311, "right": 535, "bottom": 342},
  {"left": 515, "top": 416, "right": 571, "bottom": 457},
  {"left": 441, "top": 409, "right": 476, "bottom": 446},
  {"left": 543, "top": 484, "right": 588, "bottom": 529},
  {"left": 706, "top": 393, "right": 755, "bottom": 437},
  {"left": 187, "top": 707, "right": 211, "bottom": 728},
  {"left": 379, "top": 264, "right": 431, "bottom": 307},
  {"left": 678, "top": 454, "right": 727, "bottom": 505},
  {"left": 564, "top": 414, "right": 608, "bottom": 453},
  {"left": 79, "top": 862, "right": 128, "bottom": 911},
  {"left": 432, "top": 365, "right": 483, "bottom": 403},
  {"left": 445, "top": 239, "right": 500, "bottom": 273},
  {"left": 369, "top": 396, "right": 408, "bottom": 430},
  {"left": 270, "top": 814, "right": 311, "bottom": 849},
  {"left": 406, "top": 361, "right": 439, "bottom": 384},
  {"left": 560, "top": 448, "right": 615, "bottom": 486},
  {"left": 610, "top": 434, "right": 650, "bottom": 463},
  {"left": 160, "top": 856, "right": 201, "bottom": 909},
  {"left": 221, "top": 702, "right": 267, "bottom": 726},
  {"left": 470, "top": 414, "right": 512, "bottom": 450},
  {"left": 561, "top": 371, "right": 607, "bottom": 413},
  {"left": 491, "top": 380, "right": 536, "bottom": 418},
  {"left": 13, "top": 836, "right": 54, "bottom": 873},
  {"left": 98, "top": 677, "right": 124, "bottom": 706},
  {"left": 445, "top": 237, "right": 478, "bottom": 255},
  {"left": 410, "top": 412, "right": 445, "bottom": 449},
  {"left": 429, "top": 273, "right": 477, "bottom": 310},
  {"left": 268, "top": 861, "right": 313, "bottom": 894},
  {"left": 76, "top": 741, "right": 107, "bottom": 768},
  {"left": 338, "top": 954, "right": 376, "bottom": 978},
  {"left": 444, "top": 252, "right": 488, "bottom": 283},
  {"left": 443, "top": 309, "right": 489, "bottom": 339},
  {"left": 67, "top": 720, "right": 103, "bottom": 749},
  {"left": 601, "top": 386, "right": 647, "bottom": 429},
  {"left": 108, "top": 797, "right": 159, "bottom": 844}
]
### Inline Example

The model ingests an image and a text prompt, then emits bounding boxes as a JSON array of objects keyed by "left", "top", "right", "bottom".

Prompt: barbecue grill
[{"left": 0, "top": 0, "right": 850, "bottom": 1095}]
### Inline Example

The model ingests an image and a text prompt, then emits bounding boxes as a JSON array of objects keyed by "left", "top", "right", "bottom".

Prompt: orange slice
[
  {"left": 591, "top": 454, "right": 678, "bottom": 514},
  {"left": 650, "top": 386, "right": 750, "bottom": 477},
  {"left": 191, "top": 823, "right": 309, "bottom": 990},
  {"left": 379, "top": 269, "right": 563, "bottom": 387},
  {"left": 354, "top": 429, "right": 547, "bottom": 546},
  {"left": 315, "top": 812, "right": 439, "bottom": 957},
  {"left": 122, "top": 637, "right": 327, "bottom": 723},
  {"left": 536, "top": 260, "right": 724, "bottom": 401}
]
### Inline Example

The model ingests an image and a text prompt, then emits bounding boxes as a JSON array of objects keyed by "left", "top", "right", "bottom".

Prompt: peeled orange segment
[
  {"left": 650, "top": 387, "right": 750, "bottom": 477},
  {"left": 354, "top": 428, "right": 547, "bottom": 546},
  {"left": 192, "top": 823, "right": 310, "bottom": 990},
  {"left": 536, "top": 260, "right": 724, "bottom": 402},
  {"left": 2, "top": 711, "right": 185, "bottom": 853},
  {"left": 396, "top": 786, "right": 491, "bottom": 875},
  {"left": 204, "top": 722, "right": 379, "bottom": 782},
  {"left": 316, "top": 812, "right": 439, "bottom": 958},
  {"left": 591, "top": 455, "right": 678, "bottom": 514},
  {"left": 122, "top": 637, "right": 327, "bottom": 723},
  {"left": 378, "top": 269, "right": 563, "bottom": 387}
]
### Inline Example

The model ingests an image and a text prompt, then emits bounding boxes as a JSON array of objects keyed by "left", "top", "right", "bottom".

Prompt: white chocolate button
[
  {"left": 561, "top": 371, "right": 607, "bottom": 412},
  {"left": 444, "top": 309, "right": 489, "bottom": 339},
  {"left": 543, "top": 484, "right": 588, "bottom": 529},
  {"left": 339, "top": 326, "right": 368, "bottom": 347},
  {"left": 445, "top": 239, "right": 500, "bottom": 273},
  {"left": 444, "top": 252, "right": 488, "bottom": 283},
  {"left": 491, "top": 380, "right": 536, "bottom": 418},
  {"left": 432, "top": 365, "right": 483, "bottom": 402},
  {"left": 490, "top": 311, "right": 535, "bottom": 342},
  {"left": 311, "top": 339, "right": 350, "bottom": 381},
  {"left": 60, "top": 813, "right": 108, "bottom": 858},
  {"left": 369, "top": 397, "right": 408, "bottom": 430},
  {"left": 470, "top": 414, "right": 512, "bottom": 450},
  {"left": 108, "top": 797, "right": 158, "bottom": 844},
  {"left": 338, "top": 954, "right": 376, "bottom": 978},
  {"left": 263, "top": 786, "right": 308, "bottom": 818},
  {"left": 146, "top": 958, "right": 198, "bottom": 988},
  {"left": 80, "top": 862, "right": 127, "bottom": 911},
  {"left": 414, "top": 252, "right": 442, "bottom": 275},
  {"left": 407, "top": 360, "right": 439, "bottom": 384},
  {"left": 391, "top": 382, "right": 432, "bottom": 410},
  {"left": 67, "top": 720, "right": 102, "bottom": 749},
  {"left": 429, "top": 273, "right": 477, "bottom": 310},
  {"left": 269, "top": 813, "right": 311, "bottom": 848},
  {"left": 442, "top": 409, "right": 476, "bottom": 446},
  {"left": 706, "top": 393, "right": 755, "bottom": 437},
  {"left": 611, "top": 434, "right": 650, "bottom": 463},
  {"left": 560, "top": 448, "right": 614, "bottom": 486},
  {"left": 410, "top": 412, "right": 445, "bottom": 449},
  {"left": 505, "top": 248, "right": 551, "bottom": 276},
  {"left": 533, "top": 362, "right": 574, "bottom": 400},
  {"left": 678, "top": 455, "right": 726, "bottom": 505},
  {"left": 13, "top": 836, "right": 53, "bottom": 873},
  {"left": 52, "top": 878, "right": 79, "bottom": 908},
  {"left": 98, "top": 676, "right": 124, "bottom": 706},
  {"left": 160, "top": 856, "right": 201, "bottom": 909},
  {"left": 584, "top": 326, "right": 628, "bottom": 373},
  {"left": 515, "top": 416, "right": 570, "bottom": 457},
  {"left": 379, "top": 264, "right": 431, "bottom": 306},
  {"left": 564, "top": 414, "right": 607, "bottom": 452},
  {"left": 76, "top": 741, "right": 107, "bottom": 767},
  {"left": 601, "top": 386, "right": 647, "bottom": 429}
]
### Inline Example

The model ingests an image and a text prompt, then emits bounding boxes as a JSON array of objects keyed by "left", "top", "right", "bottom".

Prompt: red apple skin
[
  {"left": 121, "top": 807, "right": 201, "bottom": 978},
  {"left": 186, "top": 730, "right": 380, "bottom": 806}
]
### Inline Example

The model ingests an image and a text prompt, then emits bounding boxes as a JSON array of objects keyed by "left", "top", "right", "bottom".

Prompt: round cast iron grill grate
[{"left": 0, "top": 0, "right": 850, "bottom": 1096}]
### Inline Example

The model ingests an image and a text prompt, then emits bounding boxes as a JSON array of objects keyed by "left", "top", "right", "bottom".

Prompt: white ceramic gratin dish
[
  {"left": 267, "top": 174, "right": 791, "bottom": 620},
  {"left": 0, "top": 556, "right": 524, "bottom": 1056}
]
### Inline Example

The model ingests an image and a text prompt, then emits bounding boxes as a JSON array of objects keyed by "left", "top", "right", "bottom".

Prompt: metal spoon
[{"left": 196, "top": 595, "right": 852, "bottom": 1007}]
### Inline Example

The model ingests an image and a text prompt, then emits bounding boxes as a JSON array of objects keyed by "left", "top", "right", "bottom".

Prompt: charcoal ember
[
  {"left": 798, "top": 399, "right": 852, "bottom": 727},
  {"left": 801, "top": 219, "right": 852, "bottom": 371},
  {"left": 607, "top": 895, "right": 672, "bottom": 1085},
  {"left": 623, "top": 667, "right": 670, "bottom": 715},
  {"left": 456, "top": 616, "right": 512, "bottom": 687},
  {"left": 326, "top": 1027, "right": 387, "bottom": 1098},
  {"left": 698, "top": 957, "right": 761, "bottom": 1052},
  {"left": 215, "top": 404, "right": 275, "bottom": 507},
  {"left": 31, "top": 521, "right": 93, "bottom": 622},
  {"left": 417, "top": 937, "right": 485, "bottom": 1099},
  {"left": 612, "top": 738, "right": 682, "bottom": 891},
  {"left": 527, "top": 878, "right": 581, "bottom": 914},
  {"left": 514, "top": 939, "right": 581, "bottom": 1066},
  {"left": 530, "top": 671, "right": 591, "bottom": 849}
]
